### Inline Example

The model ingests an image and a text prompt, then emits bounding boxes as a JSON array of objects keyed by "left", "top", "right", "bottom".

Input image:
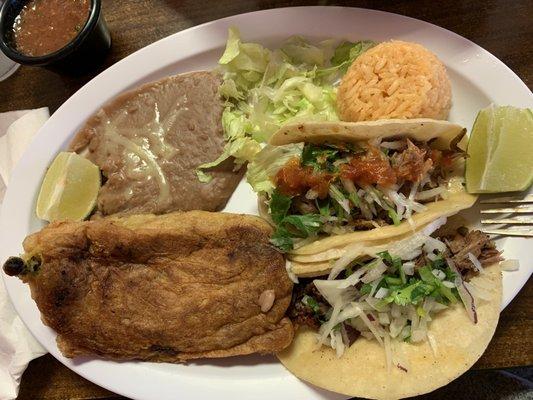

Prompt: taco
[
  {"left": 247, "top": 119, "right": 477, "bottom": 255},
  {"left": 278, "top": 220, "right": 503, "bottom": 399}
]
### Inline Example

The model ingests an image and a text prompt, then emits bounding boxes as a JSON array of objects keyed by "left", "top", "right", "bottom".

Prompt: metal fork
[{"left": 480, "top": 194, "right": 533, "bottom": 237}]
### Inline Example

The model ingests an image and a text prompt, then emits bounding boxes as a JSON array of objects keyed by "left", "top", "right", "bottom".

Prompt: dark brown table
[{"left": 1, "top": 1, "right": 531, "bottom": 399}]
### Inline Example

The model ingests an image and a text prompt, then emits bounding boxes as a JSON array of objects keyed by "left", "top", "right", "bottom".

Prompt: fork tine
[
  {"left": 481, "top": 229, "right": 533, "bottom": 237},
  {"left": 482, "top": 217, "right": 533, "bottom": 224},
  {"left": 481, "top": 206, "right": 533, "bottom": 214},
  {"left": 480, "top": 194, "right": 533, "bottom": 204}
]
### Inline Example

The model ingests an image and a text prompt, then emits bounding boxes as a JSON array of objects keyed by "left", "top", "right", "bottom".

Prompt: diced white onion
[
  {"left": 370, "top": 220, "right": 381, "bottom": 229},
  {"left": 374, "top": 287, "right": 390, "bottom": 299},
  {"left": 408, "top": 305, "right": 419, "bottom": 331},
  {"left": 400, "top": 326, "right": 411, "bottom": 340},
  {"left": 415, "top": 186, "right": 445, "bottom": 201},
  {"left": 341, "top": 178, "right": 357, "bottom": 195},
  {"left": 330, "top": 329, "right": 345, "bottom": 357},
  {"left": 366, "top": 296, "right": 387, "bottom": 312},
  {"left": 389, "top": 316, "right": 407, "bottom": 338},
  {"left": 380, "top": 140, "right": 405, "bottom": 150},
  {"left": 285, "top": 260, "right": 299, "bottom": 283},
  {"left": 328, "top": 243, "right": 364, "bottom": 279},
  {"left": 340, "top": 324, "right": 350, "bottom": 347},
  {"left": 422, "top": 297, "right": 435, "bottom": 314},
  {"left": 467, "top": 252, "right": 484, "bottom": 273},
  {"left": 432, "top": 269, "right": 446, "bottom": 280},
  {"left": 423, "top": 237, "right": 448, "bottom": 255},
  {"left": 379, "top": 312, "right": 390, "bottom": 325},
  {"left": 421, "top": 217, "right": 448, "bottom": 236},
  {"left": 411, "top": 329, "right": 426, "bottom": 343},
  {"left": 500, "top": 259, "right": 520, "bottom": 272},
  {"left": 314, "top": 280, "right": 356, "bottom": 307},
  {"left": 380, "top": 187, "right": 406, "bottom": 218},
  {"left": 369, "top": 278, "right": 382, "bottom": 296},
  {"left": 391, "top": 303, "right": 402, "bottom": 318},
  {"left": 317, "top": 305, "right": 342, "bottom": 346},
  {"left": 359, "top": 313, "right": 384, "bottom": 345},
  {"left": 338, "top": 268, "right": 369, "bottom": 289},
  {"left": 305, "top": 189, "right": 319, "bottom": 200},
  {"left": 448, "top": 258, "right": 478, "bottom": 324},
  {"left": 357, "top": 189, "right": 374, "bottom": 220},
  {"left": 361, "top": 260, "right": 388, "bottom": 283},
  {"left": 432, "top": 302, "right": 449, "bottom": 312},
  {"left": 338, "top": 303, "right": 364, "bottom": 322},
  {"left": 402, "top": 262, "right": 415, "bottom": 276},
  {"left": 348, "top": 316, "right": 367, "bottom": 331},
  {"left": 442, "top": 280, "right": 455, "bottom": 288}
]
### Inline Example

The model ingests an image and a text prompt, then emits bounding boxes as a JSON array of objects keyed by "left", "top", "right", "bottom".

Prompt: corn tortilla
[
  {"left": 277, "top": 264, "right": 502, "bottom": 400},
  {"left": 262, "top": 119, "right": 476, "bottom": 264}
]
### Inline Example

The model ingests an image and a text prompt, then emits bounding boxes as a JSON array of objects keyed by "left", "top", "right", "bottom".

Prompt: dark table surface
[{"left": 1, "top": 0, "right": 531, "bottom": 399}]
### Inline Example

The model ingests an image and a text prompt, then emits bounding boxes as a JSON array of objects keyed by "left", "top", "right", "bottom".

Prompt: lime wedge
[
  {"left": 466, "top": 105, "right": 533, "bottom": 193},
  {"left": 36, "top": 152, "right": 101, "bottom": 222}
]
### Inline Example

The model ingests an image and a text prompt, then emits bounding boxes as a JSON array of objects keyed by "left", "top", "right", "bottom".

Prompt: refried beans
[{"left": 12, "top": 0, "right": 91, "bottom": 57}]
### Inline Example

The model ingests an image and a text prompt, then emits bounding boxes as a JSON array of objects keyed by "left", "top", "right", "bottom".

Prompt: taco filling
[
  {"left": 260, "top": 132, "right": 466, "bottom": 251},
  {"left": 286, "top": 223, "right": 501, "bottom": 369}
]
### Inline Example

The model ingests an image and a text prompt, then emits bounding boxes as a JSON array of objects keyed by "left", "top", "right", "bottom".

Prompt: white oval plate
[{"left": 1, "top": 7, "right": 532, "bottom": 400}]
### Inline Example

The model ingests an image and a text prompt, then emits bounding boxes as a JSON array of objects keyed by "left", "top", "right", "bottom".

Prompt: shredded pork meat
[
  {"left": 288, "top": 279, "right": 328, "bottom": 330},
  {"left": 391, "top": 139, "right": 434, "bottom": 182},
  {"left": 287, "top": 228, "right": 502, "bottom": 335},
  {"left": 443, "top": 228, "right": 503, "bottom": 277}
]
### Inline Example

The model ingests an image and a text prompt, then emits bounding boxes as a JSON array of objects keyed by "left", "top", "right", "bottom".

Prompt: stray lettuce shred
[
  {"left": 196, "top": 27, "right": 375, "bottom": 181},
  {"left": 246, "top": 143, "right": 303, "bottom": 193}
]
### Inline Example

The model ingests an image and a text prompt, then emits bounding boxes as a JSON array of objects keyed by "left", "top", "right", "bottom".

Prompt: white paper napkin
[{"left": 0, "top": 108, "right": 49, "bottom": 400}]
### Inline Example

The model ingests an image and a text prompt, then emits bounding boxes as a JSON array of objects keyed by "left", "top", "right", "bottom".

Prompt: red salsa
[
  {"left": 274, "top": 141, "right": 454, "bottom": 197},
  {"left": 12, "top": 0, "right": 91, "bottom": 57},
  {"left": 275, "top": 158, "right": 332, "bottom": 198},
  {"left": 340, "top": 146, "right": 397, "bottom": 187}
]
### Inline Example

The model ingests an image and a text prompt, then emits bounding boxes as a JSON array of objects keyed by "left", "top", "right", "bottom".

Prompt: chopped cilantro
[
  {"left": 384, "top": 281, "right": 434, "bottom": 306},
  {"left": 269, "top": 190, "right": 292, "bottom": 224},
  {"left": 270, "top": 213, "right": 323, "bottom": 252},
  {"left": 360, "top": 283, "right": 372, "bottom": 295},
  {"left": 377, "top": 251, "right": 393, "bottom": 264},
  {"left": 270, "top": 227, "right": 294, "bottom": 252},
  {"left": 398, "top": 262, "right": 407, "bottom": 284},
  {"left": 268, "top": 190, "right": 324, "bottom": 252},
  {"left": 348, "top": 191, "right": 361, "bottom": 208},
  {"left": 301, "top": 143, "right": 339, "bottom": 172},
  {"left": 302, "top": 295, "right": 320, "bottom": 313},
  {"left": 385, "top": 276, "right": 403, "bottom": 286},
  {"left": 282, "top": 214, "right": 322, "bottom": 237},
  {"left": 431, "top": 255, "right": 447, "bottom": 270},
  {"left": 418, "top": 265, "right": 435, "bottom": 283},
  {"left": 387, "top": 208, "right": 401, "bottom": 226},
  {"left": 418, "top": 265, "right": 458, "bottom": 304},
  {"left": 316, "top": 198, "right": 331, "bottom": 217}
]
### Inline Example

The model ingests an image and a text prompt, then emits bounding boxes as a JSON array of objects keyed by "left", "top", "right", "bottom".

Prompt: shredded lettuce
[
  {"left": 196, "top": 27, "right": 375, "bottom": 180},
  {"left": 246, "top": 143, "right": 303, "bottom": 193}
]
